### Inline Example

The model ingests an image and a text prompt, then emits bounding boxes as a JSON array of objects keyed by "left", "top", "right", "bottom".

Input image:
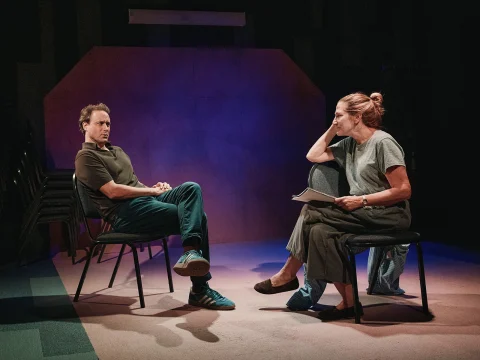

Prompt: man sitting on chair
[{"left": 74, "top": 102, "right": 235, "bottom": 310}]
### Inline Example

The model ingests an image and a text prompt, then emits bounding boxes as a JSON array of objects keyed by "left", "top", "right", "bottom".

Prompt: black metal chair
[
  {"left": 73, "top": 174, "right": 174, "bottom": 308},
  {"left": 309, "top": 162, "right": 429, "bottom": 323},
  {"left": 15, "top": 165, "right": 79, "bottom": 266}
]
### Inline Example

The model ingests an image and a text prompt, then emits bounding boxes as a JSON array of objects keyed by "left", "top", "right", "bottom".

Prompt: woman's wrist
[{"left": 362, "top": 195, "right": 368, "bottom": 207}]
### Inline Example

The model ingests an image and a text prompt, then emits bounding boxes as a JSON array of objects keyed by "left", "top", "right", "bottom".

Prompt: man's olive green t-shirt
[{"left": 75, "top": 142, "right": 144, "bottom": 223}]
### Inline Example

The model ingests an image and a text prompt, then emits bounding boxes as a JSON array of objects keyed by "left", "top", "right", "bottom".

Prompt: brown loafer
[{"left": 254, "top": 277, "right": 299, "bottom": 294}]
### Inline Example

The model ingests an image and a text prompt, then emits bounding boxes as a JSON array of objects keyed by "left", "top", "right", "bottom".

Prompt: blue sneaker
[
  {"left": 173, "top": 250, "right": 210, "bottom": 277},
  {"left": 188, "top": 284, "right": 235, "bottom": 310}
]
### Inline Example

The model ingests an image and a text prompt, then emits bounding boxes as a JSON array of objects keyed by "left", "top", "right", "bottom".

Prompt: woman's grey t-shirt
[{"left": 329, "top": 130, "right": 406, "bottom": 196}]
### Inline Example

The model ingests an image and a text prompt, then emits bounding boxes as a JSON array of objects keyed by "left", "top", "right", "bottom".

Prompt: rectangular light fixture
[{"left": 128, "top": 9, "right": 246, "bottom": 27}]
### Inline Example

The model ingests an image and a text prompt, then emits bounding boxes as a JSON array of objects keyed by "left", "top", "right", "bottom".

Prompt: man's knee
[{"left": 183, "top": 181, "right": 201, "bottom": 193}]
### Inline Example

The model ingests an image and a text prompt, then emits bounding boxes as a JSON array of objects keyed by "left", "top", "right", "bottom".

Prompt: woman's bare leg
[
  {"left": 270, "top": 254, "right": 303, "bottom": 287},
  {"left": 333, "top": 282, "right": 347, "bottom": 309},
  {"left": 317, "top": 282, "right": 360, "bottom": 320},
  {"left": 344, "top": 284, "right": 354, "bottom": 308},
  {"left": 333, "top": 282, "right": 354, "bottom": 309}
]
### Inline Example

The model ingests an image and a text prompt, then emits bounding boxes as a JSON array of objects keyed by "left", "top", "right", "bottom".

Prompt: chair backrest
[
  {"left": 308, "top": 162, "right": 350, "bottom": 197},
  {"left": 72, "top": 173, "right": 101, "bottom": 220}
]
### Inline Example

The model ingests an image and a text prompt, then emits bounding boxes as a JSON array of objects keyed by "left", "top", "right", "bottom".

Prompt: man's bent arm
[{"left": 100, "top": 180, "right": 159, "bottom": 199}]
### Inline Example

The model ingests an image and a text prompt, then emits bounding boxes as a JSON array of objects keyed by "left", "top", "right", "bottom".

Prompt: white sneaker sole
[
  {"left": 188, "top": 300, "right": 235, "bottom": 310},
  {"left": 173, "top": 259, "right": 210, "bottom": 277}
]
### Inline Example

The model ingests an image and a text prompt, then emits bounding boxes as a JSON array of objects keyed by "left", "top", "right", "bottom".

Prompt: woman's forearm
[{"left": 306, "top": 124, "right": 337, "bottom": 162}]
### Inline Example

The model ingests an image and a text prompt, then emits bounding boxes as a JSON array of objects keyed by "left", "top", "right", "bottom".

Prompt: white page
[{"left": 292, "top": 187, "right": 335, "bottom": 203}]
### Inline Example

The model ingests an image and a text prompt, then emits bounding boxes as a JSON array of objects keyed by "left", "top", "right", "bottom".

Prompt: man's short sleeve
[{"left": 75, "top": 152, "right": 113, "bottom": 190}]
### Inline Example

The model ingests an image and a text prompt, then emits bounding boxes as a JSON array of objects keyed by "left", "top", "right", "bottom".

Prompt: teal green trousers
[{"left": 112, "top": 181, "right": 212, "bottom": 286}]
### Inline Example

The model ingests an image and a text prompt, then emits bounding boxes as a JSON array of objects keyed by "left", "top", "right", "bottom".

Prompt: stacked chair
[
  {"left": 0, "top": 157, "right": 6, "bottom": 221},
  {"left": 15, "top": 137, "right": 78, "bottom": 265},
  {"left": 1, "top": 121, "right": 26, "bottom": 265}
]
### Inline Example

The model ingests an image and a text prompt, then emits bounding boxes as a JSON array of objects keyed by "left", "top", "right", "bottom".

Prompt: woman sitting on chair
[{"left": 254, "top": 91, "right": 412, "bottom": 321}]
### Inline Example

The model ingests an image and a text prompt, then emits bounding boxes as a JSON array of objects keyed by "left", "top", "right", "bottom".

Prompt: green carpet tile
[{"left": 0, "top": 259, "right": 97, "bottom": 360}]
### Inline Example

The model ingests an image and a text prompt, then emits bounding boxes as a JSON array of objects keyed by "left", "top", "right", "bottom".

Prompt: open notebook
[{"left": 292, "top": 187, "right": 335, "bottom": 203}]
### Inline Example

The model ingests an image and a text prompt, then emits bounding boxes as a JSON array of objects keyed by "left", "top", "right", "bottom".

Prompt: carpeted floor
[
  {"left": 2, "top": 238, "right": 480, "bottom": 360},
  {"left": 0, "top": 258, "right": 97, "bottom": 359}
]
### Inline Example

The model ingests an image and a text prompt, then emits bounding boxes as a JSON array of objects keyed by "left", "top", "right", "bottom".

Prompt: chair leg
[
  {"left": 347, "top": 246, "right": 362, "bottom": 324},
  {"left": 74, "top": 244, "right": 99, "bottom": 302},
  {"left": 62, "top": 220, "right": 71, "bottom": 258},
  {"left": 162, "top": 237, "right": 174, "bottom": 292},
  {"left": 17, "top": 217, "right": 40, "bottom": 264},
  {"left": 18, "top": 214, "right": 40, "bottom": 253},
  {"left": 148, "top": 243, "right": 153, "bottom": 259},
  {"left": 130, "top": 244, "right": 145, "bottom": 308},
  {"left": 367, "top": 247, "right": 385, "bottom": 295},
  {"left": 416, "top": 242, "right": 429, "bottom": 314},
  {"left": 140, "top": 243, "right": 144, "bottom": 252},
  {"left": 109, "top": 244, "right": 127, "bottom": 288},
  {"left": 66, "top": 221, "right": 76, "bottom": 265},
  {"left": 97, "top": 244, "right": 107, "bottom": 263},
  {"left": 92, "top": 244, "right": 101, "bottom": 258},
  {"left": 72, "top": 207, "right": 81, "bottom": 258},
  {"left": 71, "top": 216, "right": 79, "bottom": 263},
  {"left": 64, "top": 218, "right": 77, "bottom": 264},
  {"left": 97, "top": 222, "right": 111, "bottom": 263}
]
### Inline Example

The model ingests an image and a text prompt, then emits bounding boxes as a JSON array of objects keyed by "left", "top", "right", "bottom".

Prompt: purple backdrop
[{"left": 44, "top": 46, "right": 326, "bottom": 244}]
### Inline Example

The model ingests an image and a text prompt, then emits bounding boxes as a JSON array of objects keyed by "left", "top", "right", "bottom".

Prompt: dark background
[{"left": 1, "top": 0, "right": 466, "bottom": 263}]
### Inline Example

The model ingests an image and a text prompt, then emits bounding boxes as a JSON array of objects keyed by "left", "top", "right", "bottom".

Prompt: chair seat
[
  {"left": 346, "top": 231, "right": 421, "bottom": 247},
  {"left": 96, "top": 231, "right": 166, "bottom": 244}
]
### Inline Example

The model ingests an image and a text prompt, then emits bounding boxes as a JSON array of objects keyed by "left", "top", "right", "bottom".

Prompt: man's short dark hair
[{"left": 78, "top": 103, "right": 110, "bottom": 135}]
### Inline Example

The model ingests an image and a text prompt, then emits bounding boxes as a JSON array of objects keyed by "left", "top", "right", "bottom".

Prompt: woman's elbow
[
  {"left": 402, "top": 186, "right": 412, "bottom": 200},
  {"left": 306, "top": 152, "right": 319, "bottom": 163}
]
